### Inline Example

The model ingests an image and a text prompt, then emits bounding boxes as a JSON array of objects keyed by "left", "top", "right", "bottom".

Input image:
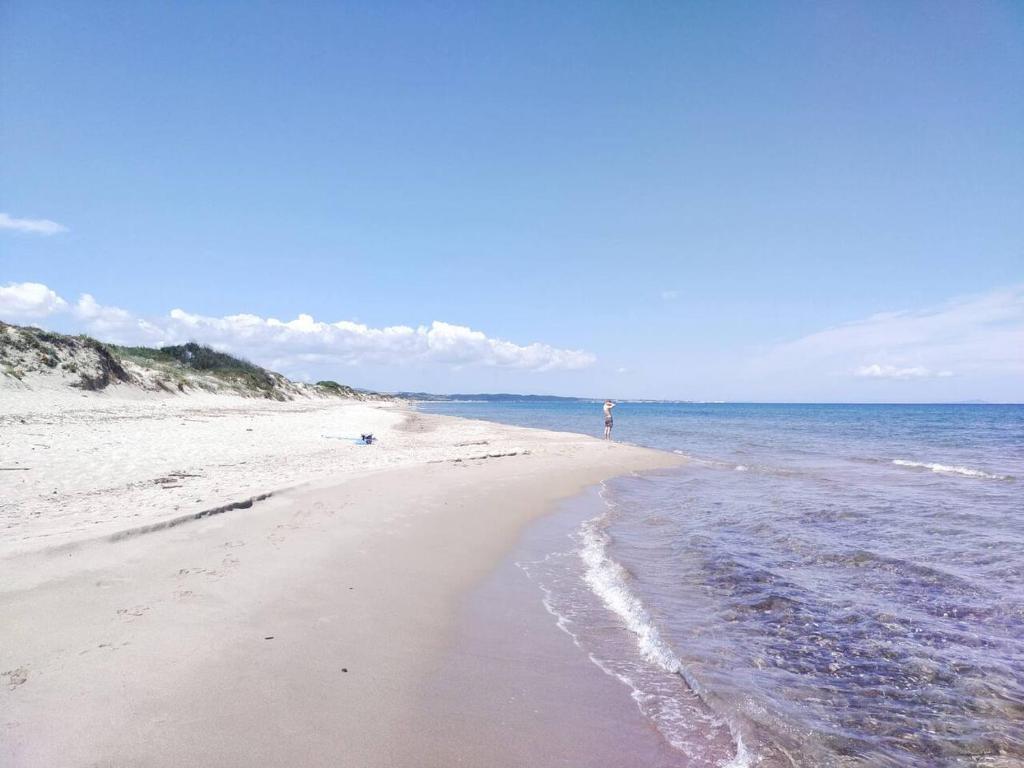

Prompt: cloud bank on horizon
[
  {"left": 854, "top": 364, "right": 953, "bottom": 380},
  {"left": 1, "top": 281, "right": 1020, "bottom": 400},
  {"left": 750, "top": 285, "right": 1023, "bottom": 399},
  {"left": 0, "top": 282, "right": 596, "bottom": 376}
]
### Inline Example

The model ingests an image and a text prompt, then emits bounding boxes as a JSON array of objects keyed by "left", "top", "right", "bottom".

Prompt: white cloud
[
  {"left": 0, "top": 282, "right": 69, "bottom": 319},
  {"left": 164, "top": 309, "right": 595, "bottom": 372},
  {"left": 72, "top": 293, "right": 171, "bottom": 346},
  {"left": 0, "top": 282, "right": 596, "bottom": 374},
  {"left": 0, "top": 213, "right": 68, "bottom": 235},
  {"left": 854, "top": 364, "right": 953, "bottom": 380},
  {"left": 753, "top": 285, "right": 1024, "bottom": 394},
  {"left": 661, "top": 290, "right": 679, "bottom": 301},
  {"left": 74, "top": 293, "right": 133, "bottom": 326}
]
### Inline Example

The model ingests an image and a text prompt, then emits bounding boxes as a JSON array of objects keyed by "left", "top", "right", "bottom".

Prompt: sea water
[{"left": 418, "top": 402, "right": 1024, "bottom": 767}]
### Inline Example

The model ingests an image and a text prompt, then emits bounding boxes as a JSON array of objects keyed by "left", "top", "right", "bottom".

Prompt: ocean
[{"left": 417, "top": 401, "right": 1024, "bottom": 767}]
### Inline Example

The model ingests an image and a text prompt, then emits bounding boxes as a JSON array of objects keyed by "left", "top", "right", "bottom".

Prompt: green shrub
[{"left": 317, "top": 380, "right": 358, "bottom": 397}]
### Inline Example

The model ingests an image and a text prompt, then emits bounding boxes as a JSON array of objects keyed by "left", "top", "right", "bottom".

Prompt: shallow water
[{"left": 420, "top": 402, "right": 1024, "bottom": 767}]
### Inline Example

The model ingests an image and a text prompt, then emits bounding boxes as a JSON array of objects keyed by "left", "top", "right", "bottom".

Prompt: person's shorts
[{"left": 605, "top": 418, "right": 613, "bottom": 427}]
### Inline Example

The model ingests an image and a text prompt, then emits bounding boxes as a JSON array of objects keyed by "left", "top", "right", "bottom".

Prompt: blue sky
[{"left": 2, "top": 1, "right": 1022, "bottom": 401}]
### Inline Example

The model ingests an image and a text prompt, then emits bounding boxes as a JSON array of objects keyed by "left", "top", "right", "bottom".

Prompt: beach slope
[{"left": 1, "top": 394, "right": 678, "bottom": 766}]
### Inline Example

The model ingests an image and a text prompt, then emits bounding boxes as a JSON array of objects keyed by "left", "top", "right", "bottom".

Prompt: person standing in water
[{"left": 603, "top": 400, "right": 616, "bottom": 440}]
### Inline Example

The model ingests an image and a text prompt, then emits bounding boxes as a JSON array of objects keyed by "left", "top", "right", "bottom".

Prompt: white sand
[
  {"left": 3, "top": 388, "right": 552, "bottom": 557},
  {"left": 0, "top": 386, "right": 681, "bottom": 766}
]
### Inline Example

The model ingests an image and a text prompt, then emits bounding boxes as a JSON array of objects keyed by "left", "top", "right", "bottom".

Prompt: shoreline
[
  {"left": 1, "top": 390, "right": 682, "bottom": 766},
  {"left": 409, "top": 486, "right": 693, "bottom": 767}
]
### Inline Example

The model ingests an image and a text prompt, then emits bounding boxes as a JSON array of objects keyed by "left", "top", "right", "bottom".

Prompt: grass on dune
[
  {"left": 2, "top": 323, "right": 380, "bottom": 400},
  {"left": 114, "top": 341, "right": 278, "bottom": 393}
]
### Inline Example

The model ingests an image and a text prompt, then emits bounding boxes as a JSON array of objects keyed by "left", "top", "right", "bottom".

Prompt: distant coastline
[{"left": 402, "top": 392, "right": 1015, "bottom": 405}]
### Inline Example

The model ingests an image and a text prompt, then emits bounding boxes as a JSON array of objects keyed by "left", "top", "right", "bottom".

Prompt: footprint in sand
[
  {"left": 116, "top": 605, "right": 149, "bottom": 619},
  {"left": 222, "top": 540, "right": 245, "bottom": 549},
  {"left": 2, "top": 667, "right": 28, "bottom": 690},
  {"left": 173, "top": 589, "right": 195, "bottom": 600},
  {"left": 221, "top": 555, "right": 240, "bottom": 569},
  {"left": 96, "top": 642, "right": 127, "bottom": 650},
  {"left": 177, "top": 567, "right": 221, "bottom": 579},
  {"left": 94, "top": 577, "right": 129, "bottom": 589},
  {"left": 310, "top": 500, "right": 341, "bottom": 516}
]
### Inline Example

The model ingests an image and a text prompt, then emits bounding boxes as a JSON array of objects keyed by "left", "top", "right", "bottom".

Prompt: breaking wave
[
  {"left": 892, "top": 459, "right": 1013, "bottom": 481},
  {"left": 575, "top": 484, "right": 753, "bottom": 767}
]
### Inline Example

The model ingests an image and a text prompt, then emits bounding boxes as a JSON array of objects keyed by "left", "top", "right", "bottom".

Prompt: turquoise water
[{"left": 419, "top": 401, "right": 1024, "bottom": 767}]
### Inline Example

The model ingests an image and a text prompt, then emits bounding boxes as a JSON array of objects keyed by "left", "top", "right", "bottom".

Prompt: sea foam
[
  {"left": 892, "top": 459, "right": 1012, "bottom": 481},
  {"left": 572, "top": 483, "right": 753, "bottom": 768}
]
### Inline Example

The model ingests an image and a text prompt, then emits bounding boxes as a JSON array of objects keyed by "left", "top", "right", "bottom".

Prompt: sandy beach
[{"left": 1, "top": 389, "right": 680, "bottom": 766}]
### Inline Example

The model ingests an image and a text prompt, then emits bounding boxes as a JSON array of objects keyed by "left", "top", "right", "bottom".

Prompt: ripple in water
[
  {"left": 592, "top": 463, "right": 1024, "bottom": 766},
  {"left": 435, "top": 403, "right": 1024, "bottom": 766},
  {"left": 518, "top": 488, "right": 752, "bottom": 767}
]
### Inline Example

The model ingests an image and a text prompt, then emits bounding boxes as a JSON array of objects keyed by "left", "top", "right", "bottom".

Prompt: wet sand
[{"left": 409, "top": 489, "right": 687, "bottom": 767}]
